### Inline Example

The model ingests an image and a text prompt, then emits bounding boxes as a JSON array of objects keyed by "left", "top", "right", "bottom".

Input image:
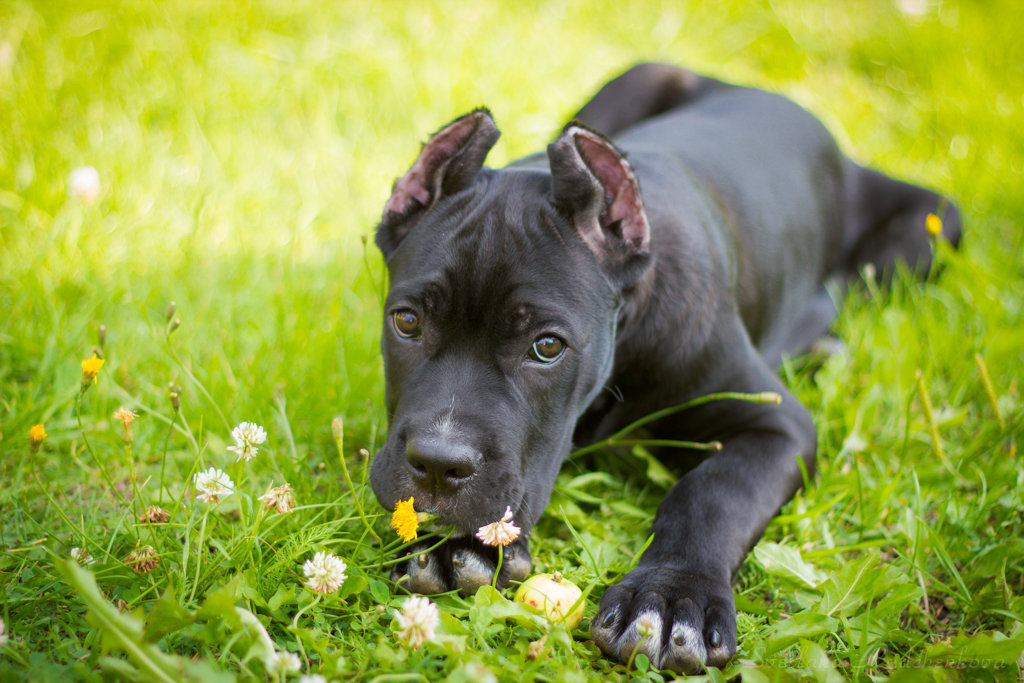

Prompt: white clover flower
[
  {"left": 0, "top": 617, "right": 7, "bottom": 646},
  {"left": 302, "top": 551, "right": 347, "bottom": 594},
  {"left": 194, "top": 467, "right": 234, "bottom": 503},
  {"left": 70, "top": 547, "right": 95, "bottom": 566},
  {"left": 475, "top": 506, "right": 521, "bottom": 547},
  {"left": 265, "top": 650, "right": 301, "bottom": 676},
  {"left": 68, "top": 166, "right": 101, "bottom": 204},
  {"left": 258, "top": 482, "right": 296, "bottom": 514},
  {"left": 227, "top": 421, "right": 267, "bottom": 462},
  {"left": 298, "top": 676, "right": 329, "bottom": 683},
  {"left": 395, "top": 595, "right": 440, "bottom": 650}
]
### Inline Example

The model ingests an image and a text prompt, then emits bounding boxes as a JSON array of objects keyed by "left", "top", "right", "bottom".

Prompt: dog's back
[{"left": 573, "top": 64, "right": 959, "bottom": 365}]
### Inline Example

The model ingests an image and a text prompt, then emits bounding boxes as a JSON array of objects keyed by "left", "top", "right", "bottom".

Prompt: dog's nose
[{"left": 405, "top": 436, "right": 481, "bottom": 489}]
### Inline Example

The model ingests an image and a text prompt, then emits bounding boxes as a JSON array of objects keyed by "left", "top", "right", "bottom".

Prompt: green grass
[{"left": 2, "top": 0, "right": 1023, "bottom": 680}]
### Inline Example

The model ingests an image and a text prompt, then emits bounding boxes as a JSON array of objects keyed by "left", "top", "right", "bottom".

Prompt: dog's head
[{"left": 369, "top": 109, "right": 652, "bottom": 535}]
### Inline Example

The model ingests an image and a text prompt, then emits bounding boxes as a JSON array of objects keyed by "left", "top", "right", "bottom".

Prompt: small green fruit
[{"left": 513, "top": 572, "right": 584, "bottom": 629}]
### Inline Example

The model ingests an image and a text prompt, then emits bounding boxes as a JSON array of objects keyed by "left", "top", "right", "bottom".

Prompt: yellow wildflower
[
  {"left": 113, "top": 407, "right": 138, "bottom": 442},
  {"left": 391, "top": 497, "right": 419, "bottom": 543},
  {"left": 29, "top": 424, "right": 47, "bottom": 451},
  {"left": 81, "top": 353, "right": 105, "bottom": 390},
  {"left": 926, "top": 213, "right": 942, "bottom": 237}
]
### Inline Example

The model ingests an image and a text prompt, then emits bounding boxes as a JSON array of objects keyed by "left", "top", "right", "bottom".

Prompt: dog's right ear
[{"left": 377, "top": 109, "right": 500, "bottom": 257}]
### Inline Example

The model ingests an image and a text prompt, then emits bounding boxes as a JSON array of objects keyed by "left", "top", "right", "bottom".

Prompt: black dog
[{"left": 369, "top": 64, "right": 959, "bottom": 673}]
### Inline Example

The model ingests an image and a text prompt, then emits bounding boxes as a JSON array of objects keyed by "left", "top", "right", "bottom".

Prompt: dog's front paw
[
  {"left": 591, "top": 566, "right": 736, "bottom": 674},
  {"left": 391, "top": 537, "right": 532, "bottom": 596}
]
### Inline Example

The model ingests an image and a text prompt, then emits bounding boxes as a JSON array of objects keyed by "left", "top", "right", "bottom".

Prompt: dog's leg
[
  {"left": 763, "top": 163, "right": 960, "bottom": 366},
  {"left": 571, "top": 63, "right": 727, "bottom": 137},
  {"left": 590, "top": 322, "right": 816, "bottom": 673},
  {"left": 840, "top": 161, "right": 961, "bottom": 281}
]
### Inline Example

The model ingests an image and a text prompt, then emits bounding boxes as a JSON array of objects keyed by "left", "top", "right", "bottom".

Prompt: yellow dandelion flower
[
  {"left": 926, "top": 213, "right": 942, "bottom": 237},
  {"left": 81, "top": 353, "right": 105, "bottom": 390},
  {"left": 29, "top": 424, "right": 47, "bottom": 451},
  {"left": 391, "top": 497, "right": 419, "bottom": 543}
]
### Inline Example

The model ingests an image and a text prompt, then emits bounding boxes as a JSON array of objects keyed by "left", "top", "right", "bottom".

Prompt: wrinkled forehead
[{"left": 386, "top": 172, "right": 617, "bottom": 316}]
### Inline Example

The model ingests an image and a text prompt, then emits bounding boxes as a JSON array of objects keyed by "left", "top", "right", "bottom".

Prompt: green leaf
[
  {"left": 762, "top": 612, "right": 840, "bottom": 655},
  {"left": 607, "top": 500, "right": 653, "bottom": 520},
  {"left": 558, "top": 472, "right": 619, "bottom": 504},
  {"left": 57, "top": 559, "right": 191, "bottom": 683},
  {"left": 235, "top": 569, "right": 269, "bottom": 608},
  {"left": 267, "top": 584, "right": 299, "bottom": 616},
  {"left": 98, "top": 656, "right": 143, "bottom": 681},
  {"left": 925, "top": 630, "right": 1024, "bottom": 666},
  {"left": 470, "top": 585, "right": 548, "bottom": 630},
  {"left": 870, "top": 581, "right": 923, "bottom": 622},
  {"left": 799, "top": 639, "right": 844, "bottom": 683},
  {"left": 885, "top": 668, "right": 952, "bottom": 683},
  {"left": 369, "top": 579, "right": 390, "bottom": 604},
  {"left": 144, "top": 586, "right": 195, "bottom": 643},
  {"left": 195, "top": 578, "right": 241, "bottom": 629},
  {"left": 338, "top": 572, "right": 369, "bottom": 600},
  {"left": 816, "top": 551, "right": 907, "bottom": 618},
  {"left": 630, "top": 445, "right": 678, "bottom": 490},
  {"left": 753, "top": 542, "right": 825, "bottom": 589}
]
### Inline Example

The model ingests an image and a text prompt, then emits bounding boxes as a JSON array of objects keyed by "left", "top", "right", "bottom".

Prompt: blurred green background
[
  {"left": 1, "top": 1, "right": 1021, "bottom": 439},
  {"left": 3, "top": 0, "right": 1020, "bottom": 430}
]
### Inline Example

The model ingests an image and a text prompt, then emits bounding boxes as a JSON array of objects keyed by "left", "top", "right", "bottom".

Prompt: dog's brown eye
[
  {"left": 528, "top": 335, "right": 565, "bottom": 363},
  {"left": 392, "top": 310, "right": 421, "bottom": 339}
]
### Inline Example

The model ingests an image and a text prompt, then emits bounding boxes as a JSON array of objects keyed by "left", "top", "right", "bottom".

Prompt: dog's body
[{"left": 369, "top": 64, "right": 959, "bottom": 673}]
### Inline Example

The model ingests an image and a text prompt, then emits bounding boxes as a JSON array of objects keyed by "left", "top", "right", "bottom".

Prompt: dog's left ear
[
  {"left": 378, "top": 109, "right": 501, "bottom": 257},
  {"left": 548, "top": 124, "right": 651, "bottom": 286}
]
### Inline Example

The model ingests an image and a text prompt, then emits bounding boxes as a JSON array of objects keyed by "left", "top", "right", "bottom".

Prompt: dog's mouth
[
  {"left": 373, "top": 461, "right": 526, "bottom": 538},
  {"left": 370, "top": 426, "right": 533, "bottom": 535},
  {"left": 399, "top": 489, "right": 526, "bottom": 537}
]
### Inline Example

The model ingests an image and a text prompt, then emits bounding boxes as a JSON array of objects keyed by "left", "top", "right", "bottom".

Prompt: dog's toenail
[
  {"left": 673, "top": 632, "right": 686, "bottom": 647},
  {"left": 709, "top": 629, "right": 722, "bottom": 649},
  {"left": 451, "top": 555, "right": 464, "bottom": 568},
  {"left": 416, "top": 554, "right": 429, "bottom": 568}
]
